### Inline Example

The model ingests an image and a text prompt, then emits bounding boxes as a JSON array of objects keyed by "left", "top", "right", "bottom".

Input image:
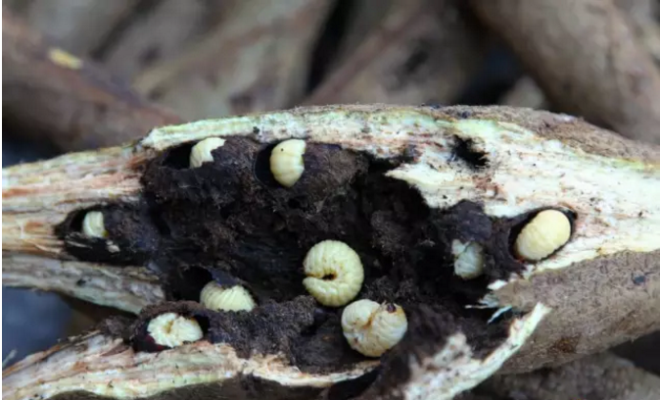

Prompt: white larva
[
  {"left": 341, "top": 299, "right": 408, "bottom": 357},
  {"left": 451, "top": 239, "right": 485, "bottom": 279},
  {"left": 200, "top": 281, "right": 256, "bottom": 312},
  {"left": 147, "top": 312, "right": 203, "bottom": 348},
  {"left": 270, "top": 139, "right": 306, "bottom": 187},
  {"left": 514, "top": 209, "right": 571, "bottom": 261},
  {"left": 303, "top": 240, "right": 364, "bottom": 307},
  {"left": 82, "top": 211, "right": 107, "bottom": 238},
  {"left": 189, "top": 137, "right": 226, "bottom": 168}
]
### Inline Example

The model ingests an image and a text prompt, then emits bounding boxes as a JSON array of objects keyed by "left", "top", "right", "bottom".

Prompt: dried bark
[
  {"left": 2, "top": 255, "right": 163, "bottom": 315},
  {"left": 496, "top": 249, "right": 660, "bottom": 373},
  {"left": 471, "top": 0, "right": 660, "bottom": 144},
  {"left": 2, "top": 10, "right": 182, "bottom": 152},
  {"left": 304, "top": 0, "right": 484, "bottom": 105},
  {"left": 134, "top": 0, "right": 332, "bottom": 120},
  {"left": 18, "top": 0, "right": 138, "bottom": 56},
  {"left": 3, "top": 105, "right": 659, "bottom": 399},
  {"left": 475, "top": 353, "right": 660, "bottom": 400}
]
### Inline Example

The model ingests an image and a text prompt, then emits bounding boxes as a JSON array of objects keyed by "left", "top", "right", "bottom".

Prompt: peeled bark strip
[
  {"left": 134, "top": 0, "right": 331, "bottom": 120},
  {"left": 471, "top": 0, "right": 660, "bottom": 144},
  {"left": 476, "top": 353, "right": 660, "bottom": 400},
  {"left": 3, "top": 105, "right": 659, "bottom": 399},
  {"left": 304, "top": 0, "right": 484, "bottom": 105},
  {"left": 2, "top": 255, "right": 163, "bottom": 314},
  {"left": 2, "top": 10, "right": 182, "bottom": 152},
  {"left": 1, "top": 308, "right": 547, "bottom": 400}
]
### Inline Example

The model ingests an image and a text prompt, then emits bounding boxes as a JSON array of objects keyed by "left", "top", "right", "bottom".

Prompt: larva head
[
  {"left": 189, "top": 137, "right": 226, "bottom": 168},
  {"left": 146, "top": 312, "right": 203, "bottom": 348},
  {"left": 341, "top": 299, "right": 408, "bottom": 357}
]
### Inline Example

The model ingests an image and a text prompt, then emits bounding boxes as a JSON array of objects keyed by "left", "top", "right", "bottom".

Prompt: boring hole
[
  {"left": 193, "top": 315, "right": 211, "bottom": 336},
  {"left": 287, "top": 198, "right": 303, "bottom": 209},
  {"left": 327, "top": 368, "right": 380, "bottom": 400},
  {"left": 55, "top": 206, "right": 102, "bottom": 236},
  {"left": 168, "top": 267, "right": 213, "bottom": 302},
  {"left": 452, "top": 137, "right": 488, "bottom": 170},
  {"left": 508, "top": 207, "right": 576, "bottom": 261},
  {"left": 161, "top": 143, "right": 195, "bottom": 169},
  {"left": 253, "top": 143, "right": 281, "bottom": 187},
  {"left": 69, "top": 209, "right": 89, "bottom": 233},
  {"left": 148, "top": 206, "right": 171, "bottom": 237}
]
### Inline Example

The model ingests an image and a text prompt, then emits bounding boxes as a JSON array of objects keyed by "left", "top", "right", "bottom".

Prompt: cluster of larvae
[
  {"left": 77, "top": 137, "right": 572, "bottom": 357},
  {"left": 303, "top": 240, "right": 408, "bottom": 357},
  {"left": 451, "top": 209, "right": 572, "bottom": 279}
]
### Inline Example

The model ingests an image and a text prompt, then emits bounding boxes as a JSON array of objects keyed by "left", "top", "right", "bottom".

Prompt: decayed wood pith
[{"left": 3, "top": 105, "right": 659, "bottom": 400}]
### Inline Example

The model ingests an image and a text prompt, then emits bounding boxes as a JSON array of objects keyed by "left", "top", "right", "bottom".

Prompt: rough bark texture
[
  {"left": 305, "top": 0, "right": 484, "bottom": 106},
  {"left": 2, "top": 255, "right": 163, "bottom": 314},
  {"left": 470, "top": 0, "right": 660, "bottom": 144},
  {"left": 2, "top": 10, "right": 182, "bottom": 151},
  {"left": 134, "top": 0, "right": 331, "bottom": 119},
  {"left": 497, "top": 250, "right": 660, "bottom": 373},
  {"left": 478, "top": 353, "right": 660, "bottom": 400}
]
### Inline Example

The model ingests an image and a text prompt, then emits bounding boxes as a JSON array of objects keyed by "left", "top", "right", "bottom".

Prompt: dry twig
[
  {"left": 134, "top": 0, "right": 332, "bottom": 119},
  {"left": 16, "top": 0, "right": 138, "bottom": 56},
  {"left": 305, "top": 0, "right": 484, "bottom": 105},
  {"left": 471, "top": 0, "right": 660, "bottom": 144},
  {"left": 3, "top": 10, "right": 182, "bottom": 151}
]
